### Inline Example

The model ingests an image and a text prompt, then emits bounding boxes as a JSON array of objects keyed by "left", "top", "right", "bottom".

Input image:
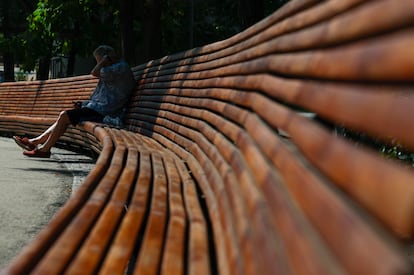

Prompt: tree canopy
[{"left": 0, "top": 0, "right": 289, "bottom": 81}]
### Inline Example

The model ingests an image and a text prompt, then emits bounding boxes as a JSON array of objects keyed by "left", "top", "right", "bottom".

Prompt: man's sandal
[
  {"left": 23, "top": 148, "right": 51, "bottom": 158},
  {"left": 13, "top": 136, "right": 36, "bottom": 151}
]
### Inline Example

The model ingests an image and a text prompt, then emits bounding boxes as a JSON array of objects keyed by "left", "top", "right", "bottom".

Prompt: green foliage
[
  {"left": 161, "top": 0, "right": 290, "bottom": 55},
  {"left": 8, "top": 0, "right": 121, "bottom": 71},
  {"left": 2, "top": 0, "right": 291, "bottom": 73},
  {"left": 193, "top": 0, "right": 240, "bottom": 47},
  {"left": 336, "top": 127, "right": 414, "bottom": 166},
  {"left": 15, "top": 71, "right": 28, "bottom": 81},
  {"left": 380, "top": 142, "right": 414, "bottom": 165},
  {"left": 161, "top": 0, "right": 187, "bottom": 54}
]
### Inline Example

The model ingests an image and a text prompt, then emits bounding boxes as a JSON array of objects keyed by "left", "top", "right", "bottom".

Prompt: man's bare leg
[
  {"left": 29, "top": 122, "right": 57, "bottom": 146},
  {"left": 37, "top": 111, "right": 71, "bottom": 152}
]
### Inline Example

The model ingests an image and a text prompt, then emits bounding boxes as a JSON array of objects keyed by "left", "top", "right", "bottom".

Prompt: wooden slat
[
  {"left": 129, "top": 120, "right": 246, "bottom": 274},
  {"left": 1, "top": 124, "right": 113, "bottom": 274},
  {"left": 65, "top": 129, "right": 137, "bottom": 274},
  {"left": 134, "top": 27, "right": 414, "bottom": 86},
  {"left": 31, "top": 136, "right": 125, "bottom": 274},
  {"left": 129, "top": 91, "right": 344, "bottom": 274},
  {"left": 243, "top": 113, "right": 412, "bottom": 274},
  {"left": 128, "top": 126, "right": 230, "bottom": 275},
  {"left": 130, "top": 72, "right": 414, "bottom": 239},
  {"left": 128, "top": 102, "right": 291, "bottom": 273},
  {"left": 175, "top": 158, "right": 211, "bottom": 275},
  {"left": 132, "top": 1, "right": 414, "bottom": 84},
  {"left": 245, "top": 94, "right": 414, "bottom": 238},
  {"left": 133, "top": 153, "right": 168, "bottom": 275},
  {"left": 160, "top": 158, "right": 186, "bottom": 275},
  {"left": 99, "top": 148, "right": 152, "bottom": 274}
]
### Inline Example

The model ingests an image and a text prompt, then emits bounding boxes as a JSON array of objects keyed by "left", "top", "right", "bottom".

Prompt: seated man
[{"left": 13, "top": 45, "right": 136, "bottom": 158}]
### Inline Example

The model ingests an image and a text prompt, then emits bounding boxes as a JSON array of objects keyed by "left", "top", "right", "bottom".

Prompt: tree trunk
[
  {"left": 120, "top": 0, "right": 136, "bottom": 65},
  {"left": 188, "top": 0, "right": 194, "bottom": 48},
  {"left": 66, "top": 45, "right": 76, "bottom": 77},
  {"left": 142, "top": 0, "right": 162, "bottom": 62},
  {"left": 3, "top": 52, "right": 15, "bottom": 82},
  {"left": 37, "top": 57, "right": 50, "bottom": 80},
  {"left": 66, "top": 22, "right": 80, "bottom": 77},
  {"left": 2, "top": 1, "right": 15, "bottom": 82},
  {"left": 238, "top": 0, "right": 264, "bottom": 29}
]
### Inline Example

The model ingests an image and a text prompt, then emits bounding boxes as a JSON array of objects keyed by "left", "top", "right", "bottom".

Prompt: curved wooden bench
[
  {"left": 0, "top": 76, "right": 102, "bottom": 153},
  {"left": 1, "top": 0, "right": 414, "bottom": 274}
]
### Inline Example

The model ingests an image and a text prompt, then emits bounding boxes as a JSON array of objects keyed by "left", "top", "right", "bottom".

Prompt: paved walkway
[{"left": 0, "top": 137, "right": 95, "bottom": 269}]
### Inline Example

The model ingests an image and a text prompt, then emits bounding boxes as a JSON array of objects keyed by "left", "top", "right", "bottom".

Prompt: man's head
[{"left": 93, "top": 45, "right": 117, "bottom": 63}]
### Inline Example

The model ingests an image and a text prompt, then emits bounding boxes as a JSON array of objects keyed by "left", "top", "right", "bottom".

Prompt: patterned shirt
[{"left": 85, "top": 60, "right": 135, "bottom": 116}]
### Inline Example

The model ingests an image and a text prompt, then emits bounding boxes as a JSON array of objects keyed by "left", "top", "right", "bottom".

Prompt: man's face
[{"left": 95, "top": 55, "right": 104, "bottom": 64}]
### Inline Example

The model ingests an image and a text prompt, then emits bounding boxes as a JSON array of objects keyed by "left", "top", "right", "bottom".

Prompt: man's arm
[{"left": 91, "top": 55, "right": 111, "bottom": 77}]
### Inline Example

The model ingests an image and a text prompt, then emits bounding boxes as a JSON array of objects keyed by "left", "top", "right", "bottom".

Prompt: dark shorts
[{"left": 66, "top": 107, "right": 104, "bottom": 126}]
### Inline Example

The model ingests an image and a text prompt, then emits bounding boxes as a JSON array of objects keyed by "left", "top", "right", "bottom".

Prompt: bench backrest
[
  {"left": 0, "top": 76, "right": 101, "bottom": 153},
  {"left": 123, "top": 0, "right": 414, "bottom": 273},
  {"left": 0, "top": 76, "right": 96, "bottom": 117}
]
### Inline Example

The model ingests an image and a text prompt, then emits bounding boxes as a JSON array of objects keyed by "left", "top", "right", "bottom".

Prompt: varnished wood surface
[{"left": 0, "top": 0, "right": 413, "bottom": 274}]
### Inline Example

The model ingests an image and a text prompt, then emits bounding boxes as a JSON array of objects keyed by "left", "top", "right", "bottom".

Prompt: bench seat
[{"left": 2, "top": 123, "right": 210, "bottom": 274}]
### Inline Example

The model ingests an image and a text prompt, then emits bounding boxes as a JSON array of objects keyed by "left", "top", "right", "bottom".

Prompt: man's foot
[
  {"left": 13, "top": 136, "right": 36, "bottom": 151},
  {"left": 23, "top": 148, "right": 51, "bottom": 158}
]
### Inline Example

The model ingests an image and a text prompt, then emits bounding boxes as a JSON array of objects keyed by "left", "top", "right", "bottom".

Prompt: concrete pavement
[{"left": 0, "top": 137, "right": 95, "bottom": 269}]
